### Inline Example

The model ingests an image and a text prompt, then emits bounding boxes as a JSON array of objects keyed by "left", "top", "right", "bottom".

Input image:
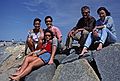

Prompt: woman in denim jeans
[{"left": 80, "top": 7, "right": 117, "bottom": 56}]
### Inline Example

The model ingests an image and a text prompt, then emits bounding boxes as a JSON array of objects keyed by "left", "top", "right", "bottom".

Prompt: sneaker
[
  {"left": 94, "top": 41, "right": 100, "bottom": 44},
  {"left": 16, "top": 52, "right": 25, "bottom": 60}
]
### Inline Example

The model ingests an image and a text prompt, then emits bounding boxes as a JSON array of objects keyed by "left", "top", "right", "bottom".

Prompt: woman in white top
[{"left": 25, "top": 18, "right": 44, "bottom": 54}]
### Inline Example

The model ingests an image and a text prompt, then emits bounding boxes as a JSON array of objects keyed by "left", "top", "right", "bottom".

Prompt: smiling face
[
  {"left": 45, "top": 18, "right": 52, "bottom": 28},
  {"left": 45, "top": 32, "right": 52, "bottom": 41},
  {"left": 98, "top": 10, "right": 106, "bottom": 20},
  {"left": 82, "top": 9, "right": 90, "bottom": 19},
  {"left": 34, "top": 20, "right": 40, "bottom": 30}
]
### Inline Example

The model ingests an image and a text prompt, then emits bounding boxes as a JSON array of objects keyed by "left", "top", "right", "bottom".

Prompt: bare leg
[
  {"left": 27, "top": 38, "right": 35, "bottom": 52},
  {"left": 24, "top": 41, "right": 28, "bottom": 55},
  {"left": 97, "top": 43, "right": 103, "bottom": 51},
  {"left": 15, "top": 67, "right": 21, "bottom": 73},
  {"left": 10, "top": 58, "right": 44, "bottom": 81},
  {"left": 12, "top": 56, "right": 38, "bottom": 76}
]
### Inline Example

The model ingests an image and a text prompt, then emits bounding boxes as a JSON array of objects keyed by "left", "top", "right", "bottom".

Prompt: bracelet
[
  {"left": 34, "top": 50, "right": 41, "bottom": 56},
  {"left": 34, "top": 53, "right": 39, "bottom": 56}
]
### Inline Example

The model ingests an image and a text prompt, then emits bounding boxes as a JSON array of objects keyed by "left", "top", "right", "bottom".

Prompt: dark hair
[
  {"left": 44, "top": 16, "right": 53, "bottom": 23},
  {"left": 97, "top": 7, "right": 111, "bottom": 16},
  {"left": 81, "top": 6, "right": 90, "bottom": 13},
  {"left": 44, "top": 29, "right": 54, "bottom": 40},
  {"left": 33, "top": 18, "right": 41, "bottom": 26}
]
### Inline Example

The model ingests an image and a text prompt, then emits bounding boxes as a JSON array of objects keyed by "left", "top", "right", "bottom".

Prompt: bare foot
[
  {"left": 16, "top": 67, "right": 21, "bottom": 72},
  {"left": 9, "top": 76, "right": 20, "bottom": 81},
  {"left": 11, "top": 67, "right": 21, "bottom": 76},
  {"left": 97, "top": 43, "right": 103, "bottom": 51},
  {"left": 11, "top": 72, "right": 20, "bottom": 76},
  {"left": 80, "top": 47, "right": 88, "bottom": 56}
]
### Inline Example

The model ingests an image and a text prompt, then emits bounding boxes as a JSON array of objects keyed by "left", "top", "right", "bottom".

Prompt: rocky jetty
[
  {"left": 93, "top": 43, "right": 120, "bottom": 81},
  {"left": 0, "top": 43, "right": 120, "bottom": 81}
]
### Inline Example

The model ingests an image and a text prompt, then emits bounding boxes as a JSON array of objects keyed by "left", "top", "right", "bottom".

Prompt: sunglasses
[{"left": 45, "top": 34, "right": 51, "bottom": 37}]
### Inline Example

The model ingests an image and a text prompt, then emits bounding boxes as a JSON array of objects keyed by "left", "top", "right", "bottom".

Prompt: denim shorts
[{"left": 39, "top": 52, "right": 51, "bottom": 64}]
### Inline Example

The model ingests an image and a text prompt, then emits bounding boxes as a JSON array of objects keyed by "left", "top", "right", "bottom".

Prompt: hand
[
  {"left": 73, "top": 30, "right": 78, "bottom": 35},
  {"left": 68, "top": 30, "right": 74, "bottom": 37},
  {"left": 48, "top": 59, "right": 54, "bottom": 64},
  {"left": 27, "top": 52, "right": 34, "bottom": 56},
  {"left": 79, "top": 28, "right": 84, "bottom": 31},
  {"left": 93, "top": 26, "right": 97, "bottom": 32},
  {"left": 92, "top": 30, "right": 99, "bottom": 37}
]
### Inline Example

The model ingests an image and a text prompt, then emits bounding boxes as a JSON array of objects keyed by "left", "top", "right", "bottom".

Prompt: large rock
[
  {"left": 25, "top": 64, "right": 56, "bottom": 81},
  {"left": 1, "top": 43, "right": 120, "bottom": 81},
  {"left": 54, "top": 54, "right": 67, "bottom": 63},
  {"left": 54, "top": 54, "right": 67, "bottom": 68},
  {"left": 93, "top": 43, "right": 120, "bottom": 81},
  {"left": 61, "top": 51, "right": 79, "bottom": 64},
  {"left": 0, "top": 45, "right": 26, "bottom": 81},
  {"left": 52, "top": 59, "right": 100, "bottom": 81},
  {"left": 0, "top": 47, "right": 12, "bottom": 65}
]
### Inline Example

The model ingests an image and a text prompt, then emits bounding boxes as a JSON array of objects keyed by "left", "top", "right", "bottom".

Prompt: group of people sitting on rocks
[{"left": 9, "top": 6, "right": 117, "bottom": 81}]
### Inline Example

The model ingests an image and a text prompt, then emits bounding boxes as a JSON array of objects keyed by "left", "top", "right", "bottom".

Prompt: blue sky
[{"left": 0, "top": 0, "right": 120, "bottom": 42}]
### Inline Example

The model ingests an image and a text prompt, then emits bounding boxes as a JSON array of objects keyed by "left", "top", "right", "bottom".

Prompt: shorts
[{"left": 38, "top": 52, "right": 51, "bottom": 64}]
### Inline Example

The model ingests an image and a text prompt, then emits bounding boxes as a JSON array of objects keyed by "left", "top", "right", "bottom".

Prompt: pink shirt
[{"left": 49, "top": 26, "right": 62, "bottom": 42}]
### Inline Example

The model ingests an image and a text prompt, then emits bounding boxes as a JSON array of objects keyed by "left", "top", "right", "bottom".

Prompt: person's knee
[
  {"left": 74, "top": 32, "right": 81, "bottom": 40},
  {"left": 38, "top": 38, "right": 43, "bottom": 42},
  {"left": 83, "top": 30, "right": 89, "bottom": 35},
  {"left": 25, "top": 56, "right": 32, "bottom": 62},
  {"left": 27, "top": 38, "right": 33, "bottom": 44},
  {"left": 38, "top": 39, "right": 43, "bottom": 44}
]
